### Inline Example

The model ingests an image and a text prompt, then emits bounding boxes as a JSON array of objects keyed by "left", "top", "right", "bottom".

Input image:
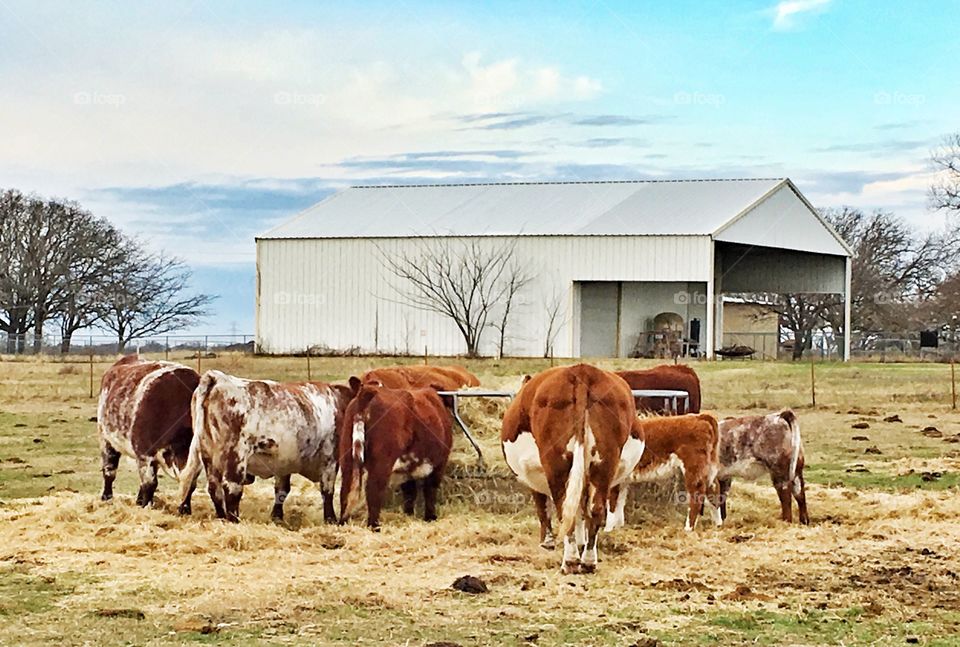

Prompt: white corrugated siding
[{"left": 256, "top": 235, "right": 713, "bottom": 356}]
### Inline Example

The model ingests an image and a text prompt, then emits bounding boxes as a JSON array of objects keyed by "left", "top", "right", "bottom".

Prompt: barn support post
[
  {"left": 705, "top": 246, "right": 717, "bottom": 359},
  {"left": 843, "top": 256, "right": 852, "bottom": 361}
]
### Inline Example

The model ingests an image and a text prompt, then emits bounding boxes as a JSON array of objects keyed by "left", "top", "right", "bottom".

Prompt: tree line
[{"left": 0, "top": 189, "right": 214, "bottom": 354}]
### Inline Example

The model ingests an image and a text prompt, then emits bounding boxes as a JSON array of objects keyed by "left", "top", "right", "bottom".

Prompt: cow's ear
[
  {"left": 348, "top": 376, "right": 362, "bottom": 394},
  {"left": 522, "top": 374, "right": 532, "bottom": 385}
]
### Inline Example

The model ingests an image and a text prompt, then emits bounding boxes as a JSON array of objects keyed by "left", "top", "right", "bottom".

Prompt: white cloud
[{"left": 772, "top": 0, "right": 832, "bottom": 30}]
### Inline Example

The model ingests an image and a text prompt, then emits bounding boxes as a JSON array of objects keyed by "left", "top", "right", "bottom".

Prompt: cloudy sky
[{"left": 1, "top": 0, "right": 956, "bottom": 335}]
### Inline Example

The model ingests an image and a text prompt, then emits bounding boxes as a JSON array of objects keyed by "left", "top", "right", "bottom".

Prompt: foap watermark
[
  {"left": 274, "top": 91, "right": 326, "bottom": 107},
  {"left": 873, "top": 90, "right": 925, "bottom": 107},
  {"left": 273, "top": 291, "right": 326, "bottom": 306},
  {"left": 673, "top": 91, "right": 725, "bottom": 107},
  {"left": 73, "top": 91, "right": 126, "bottom": 108}
]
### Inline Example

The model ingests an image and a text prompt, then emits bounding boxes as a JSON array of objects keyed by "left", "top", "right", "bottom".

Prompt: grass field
[{"left": 2, "top": 354, "right": 960, "bottom": 646}]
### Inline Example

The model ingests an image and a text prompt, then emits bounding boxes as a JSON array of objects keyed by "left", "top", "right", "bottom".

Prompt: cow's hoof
[
  {"left": 367, "top": 524, "right": 381, "bottom": 532},
  {"left": 423, "top": 514, "right": 437, "bottom": 523},
  {"left": 560, "top": 561, "right": 581, "bottom": 575},
  {"left": 100, "top": 493, "right": 113, "bottom": 502},
  {"left": 540, "top": 537, "right": 556, "bottom": 550},
  {"left": 579, "top": 562, "right": 597, "bottom": 574},
  {"left": 178, "top": 503, "right": 192, "bottom": 516}
]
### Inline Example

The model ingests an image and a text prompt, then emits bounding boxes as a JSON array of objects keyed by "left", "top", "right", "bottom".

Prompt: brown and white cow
[
  {"left": 97, "top": 355, "right": 199, "bottom": 506},
  {"left": 606, "top": 413, "right": 721, "bottom": 532},
  {"left": 360, "top": 364, "right": 480, "bottom": 391},
  {"left": 501, "top": 364, "right": 644, "bottom": 574},
  {"left": 338, "top": 378, "right": 453, "bottom": 529},
  {"left": 615, "top": 364, "right": 702, "bottom": 414},
  {"left": 177, "top": 370, "right": 357, "bottom": 523},
  {"left": 717, "top": 409, "right": 808, "bottom": 524}
]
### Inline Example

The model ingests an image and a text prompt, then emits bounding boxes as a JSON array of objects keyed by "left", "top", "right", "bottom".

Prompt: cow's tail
[
  {"left": 559, "top": 376, "right": 593, "bottom": 539},
  {"left": 178, "top": 371, "right": 217, "bottom": 507},
  {"left": 342, "top": 411, "right": 367, "bottom": 518},
  {"left": 781, "top": 409, "right": 802, "bottom": 486}
]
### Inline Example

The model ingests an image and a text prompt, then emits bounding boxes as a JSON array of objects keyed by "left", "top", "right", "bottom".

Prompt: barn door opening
[{"left": 578, "top": 281, "right": 622, "bottom": 357}]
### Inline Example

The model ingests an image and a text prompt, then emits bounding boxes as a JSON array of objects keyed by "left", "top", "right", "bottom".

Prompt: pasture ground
[{"left": 1, "top": 354, "right": 960, "bottom": 646}]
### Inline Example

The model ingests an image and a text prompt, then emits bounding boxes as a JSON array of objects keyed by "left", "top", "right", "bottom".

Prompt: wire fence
[{"left": 1, "top": 333, "right": 255, "bottom": 358}]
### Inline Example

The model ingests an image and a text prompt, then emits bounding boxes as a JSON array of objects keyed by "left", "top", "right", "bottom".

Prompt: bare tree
[
  {"left": 491, "top": 266, "right": 533, "bottom": 359},
  {"left": 98, "top": 251, "right": 215, "bottom": 351},
  {"left": 382, "top": 237, "right": 530, "bottom": 357},
  {"left": 542, "top": 289, "right": 566, "bottom": 358},
  {"left": 931, "top": 133, "right": 960, "bottom": 214},
  {"left": 0, "top": 190, "right": 33, "bottom": 353}
]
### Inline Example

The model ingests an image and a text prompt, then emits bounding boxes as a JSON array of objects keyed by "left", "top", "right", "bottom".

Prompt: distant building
[{"left": 256, "top": 178, "right": 852, "bottom": 359}]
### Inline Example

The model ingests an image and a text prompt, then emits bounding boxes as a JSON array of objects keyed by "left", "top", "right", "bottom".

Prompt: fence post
[
  {"left": 952, "top": 359, "right": 957, "bottom": 410},
  {"left": 810, "top": 356, "right": 816, "bottom": 408},
  {"left": 165, "top": 336, "right": 169, "bottom": 361},
  {"left": 307, "top": 347, "right": 312, "bottom": 381},
  {"left": 89, "top": 347, "right": 94, "bottom": 399},
  {"left": 424, "top": 345, "right": 428, "bottom": 365}
]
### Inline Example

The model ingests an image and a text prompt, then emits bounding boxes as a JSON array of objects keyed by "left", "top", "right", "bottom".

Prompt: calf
[
  {"left": 717, "top": 409, "right": 808, "bottom": 524},
  {"left": 606, "top": 413, "right": 721, "bottom": 532},
  {"left": 178, "top": 370, "right": 357, "bottom": 522},
  {"left": 338, "top": 379, "right": 453, "bottom": 529},
  {"left": 501, "top": 364, "right": 644, "bottom": 574},
  {"left": 97, "top": 355, "right": 199, "bottom": 506},
  {"left": 360, "top": 364, "right": 480, "bottom": 391},
  {"left": 615, "top": 364, "right": 701, "bottom": 414}
]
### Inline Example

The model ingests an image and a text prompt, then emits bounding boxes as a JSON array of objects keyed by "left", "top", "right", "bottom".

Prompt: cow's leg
[
  {"left": 533, "top": 492, "right": 555, "bottom": 549},
  {"left": 400, "top": 480, "right": 418, "bottom": 516},
  {"left": 683, "top": 471, "right": 707, "bottom": 532},
  {"left": 794, "top": 471, "right": 809, "bottom": 525},
  {"left": 271, "top": 474, "right": 291, "bottom": 522},
  {"left": 364, "top": 466, "right": 390, "bottom": 530},
  {"left": 718, "top": 477, "right": 732, "bottom": 522},
  {"left": 204, "top": 466, "right": 227, "bottom": 519},
  {"left": 774, "top": 477, "right": 793, "bottom": 523},
  {"left": 604, "top": 484, "right": 627, "bottom": 532},
  {"left": 135, "top": 456, "right": 159, "bottom": 507},
  {"left": 99, "top": 440, "right": 121, "bottom": 502},
  {"left": 579, "top": 485, "right": 607, "bottom": 574},
  {"left": 222, "top": 479, "right": 244, "bottom": 523},
  {"left": 319, "top": 462, "right": 338, "bottom": 524},
  {"left": 422, "top": 471, "right": 442, "bottom": 522}
]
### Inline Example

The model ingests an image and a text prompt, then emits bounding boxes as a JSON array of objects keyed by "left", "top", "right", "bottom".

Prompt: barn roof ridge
[{"left": 349, "top": 177, "right": 784, "bottom": 189}]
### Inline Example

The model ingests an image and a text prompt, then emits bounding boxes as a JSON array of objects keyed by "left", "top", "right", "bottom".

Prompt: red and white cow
[
  {"left": 615, "top": 364, "right": 702, "bottom": 414},
  {"left": 501, "top": 364, "right": 645, "bottom": 574},
  {"left": 717, "top": 409, "right": 809, "bottom": 524},
  {"left": 338, "top": 378, "right": 454, "bottom": 528},
  {"left": 97, "top": 355, "right": 199, "bottom": 506},
  {"left": 177, "top": 370, "right": 357, "bottom": 522},
  {"left": 606, "top": 413, "right": 722, "bottom": 532}
]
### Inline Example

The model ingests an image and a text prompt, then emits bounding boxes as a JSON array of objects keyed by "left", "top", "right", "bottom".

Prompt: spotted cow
[
  {"left": 177, "top": 370, "right": 357, "bottom": 522},
  {"left": 338, "top": 378, "right": 454, "bottom": 529},
  {"left": 360, "top": 364, "right": 480, "bottom": 391},
  {"left": 96, "top": 354, "right": 199, "bottom": 506},
  {"left": 717, "top": 409, "right": 808, "bottom": 524},
  {"left": 501, "top": 364, "right": 645, "bottom": 574},
  {"left": 606, "top": 413, "right": 722, "bottom": 532}
]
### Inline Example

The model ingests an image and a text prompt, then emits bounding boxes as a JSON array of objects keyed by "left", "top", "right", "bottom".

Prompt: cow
[
  {"left": 177, "top": 370, "right": 357, "bottom": 523},
  {"left": 96, "top": 355, "right": 199, "bottom": 507},
  {"left": 338, "top": 378, "right": 453, "bottom": 529},
  {"left": 360, "top": 364, "right": 480, "bottom": 391},
  {"left": 615, "top": 364, "right": 701, "bottom": 414},
  {"left": 605, "top": 413, "right": 722, "bottom": 532},
  {"left": 501, "top": 364, "right": 644, "bottom": 574},
  {"left": 716, "top": 409, "right": 808, "bottom": 524}
]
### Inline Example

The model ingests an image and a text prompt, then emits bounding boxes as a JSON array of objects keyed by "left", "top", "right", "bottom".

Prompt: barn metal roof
[{"left": 258, "top": 178, "right": 850, "bottom": 256}]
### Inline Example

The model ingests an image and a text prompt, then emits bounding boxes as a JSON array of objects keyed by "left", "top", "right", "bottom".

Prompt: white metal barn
[{"left": 256, "top": 179, "right": 852, "bottom": 359}]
